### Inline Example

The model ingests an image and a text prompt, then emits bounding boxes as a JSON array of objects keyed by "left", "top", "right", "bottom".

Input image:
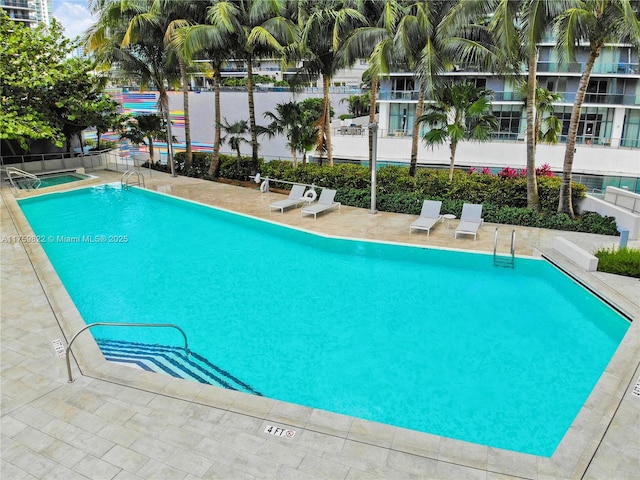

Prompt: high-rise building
[
  {"left": 332, "top": 41, "right": 639, "bottom": 191},
  {"left": 1, "top": 0, "right": 50, "bottom": 27}
]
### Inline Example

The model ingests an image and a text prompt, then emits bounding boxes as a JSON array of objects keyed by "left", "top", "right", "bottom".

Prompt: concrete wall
[
  {"left": 167, "top": 90, "right": 352, "bottom": 160},
  {"left": 331, "top": 133, "right": 640, "bottom": 177}
]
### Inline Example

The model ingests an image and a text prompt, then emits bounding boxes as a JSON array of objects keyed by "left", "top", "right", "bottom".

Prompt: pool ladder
[
  {"left": 493, "top": 228, "right": 516, "bottom": 268},
  {"left": 3, "top": 166, "right": 41, "bottom": 193},
  {"left": 121, "top": 169, "right": 145, "bottom": 189}
]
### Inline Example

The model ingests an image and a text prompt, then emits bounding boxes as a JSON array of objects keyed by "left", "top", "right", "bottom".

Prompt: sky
[{"left": 51, "top": 0, "right": 95, "bottom": 40}]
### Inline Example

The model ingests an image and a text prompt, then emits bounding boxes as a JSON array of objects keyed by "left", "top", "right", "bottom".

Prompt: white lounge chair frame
[
  {"left": 269, "top": 184, "right": 307, "bottom": 213},
  {"left": 409, "top": 200, "right": 443, "bottom": 236},
  {"left": 301, "top": 188, "right": 341, "bottom": 219},
  {"left": 455, "top": 203, "right": 483, "bottom": 240}
]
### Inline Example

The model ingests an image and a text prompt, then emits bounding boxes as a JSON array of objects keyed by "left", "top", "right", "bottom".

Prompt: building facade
[
  {"left": 332, "top": 42, "right": 640, "bottom": 192},
  {"left": 1, "top": 0, "right": 49, "bottom": 26}
]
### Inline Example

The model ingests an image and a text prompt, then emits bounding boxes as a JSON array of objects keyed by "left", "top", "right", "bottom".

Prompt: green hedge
[
  {"left": 594, "top": 247, "right": 640, "bottom": 278},
  {"left": 260, "top": 160, "right": 616, "bottom": 235},
  {"left": 164, "top": 156, "right": 616, "bottom": 235}
]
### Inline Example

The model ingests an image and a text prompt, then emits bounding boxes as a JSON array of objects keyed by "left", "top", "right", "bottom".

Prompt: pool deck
[{"left": 2, "top": 169, "right": 639, "bottom": 480}]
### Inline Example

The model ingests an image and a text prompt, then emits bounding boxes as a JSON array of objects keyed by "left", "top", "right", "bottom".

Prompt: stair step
[{"left": 96, "top": 338, "right": 261, "bottom": 396}]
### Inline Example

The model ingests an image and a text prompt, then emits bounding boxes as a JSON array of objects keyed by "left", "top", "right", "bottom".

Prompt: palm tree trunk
[
  {"left": 409, "top": 91, "right": 425, "bottom": 177},
  {"left": 291, "top": 148, "right": 298, "bottom": 168},
  {"left": 246, "top": 57, "right": 259, "bottom": 163},
  {"left": 368, "top": 76, "right": 378, "bottom": 173},
  {"left": 448, "top": 141, "right": 457, "bottom": 181},
  {"left": 208, "top": 68, "right": 222, "bottom": 178},
  {"left": 559, "top": 46, "right": 600, "bottom": 217},
  {"left": 148, "top": 138, "right": 155, "bottom": 163},
  {"left": 179, "top": 59, "right": 193, "bottom": 167},
  {"left": 526, "top": 50, "right": 540, "bottom": 211},
  {"left": 323, "top": 74, "right": 333, "bottom": 166}
]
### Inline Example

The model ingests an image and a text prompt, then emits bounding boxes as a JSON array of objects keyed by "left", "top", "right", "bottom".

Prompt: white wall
[{"left": 331, "top": 133, "right": 640, "bottom": 177}]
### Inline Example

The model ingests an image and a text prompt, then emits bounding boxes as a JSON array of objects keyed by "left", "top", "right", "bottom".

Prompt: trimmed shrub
[{"left": 594, "top": 247, "right": 640, "bottom": 278}]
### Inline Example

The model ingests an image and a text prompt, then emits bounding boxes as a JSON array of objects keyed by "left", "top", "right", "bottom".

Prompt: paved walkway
[{"left": 1, "top": 169, "right": 639, "bottom": 479}]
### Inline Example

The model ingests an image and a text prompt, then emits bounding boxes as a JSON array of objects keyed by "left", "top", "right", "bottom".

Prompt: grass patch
[{"left": 594, "top": 247, "right": 640, "bottom": 278}]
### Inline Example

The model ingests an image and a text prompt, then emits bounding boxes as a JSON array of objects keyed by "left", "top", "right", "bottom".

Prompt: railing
[
  {"left": 493, "top": 228, "right": 516, "bottom": 268},
  {"left": 65, "top": 322, "right": 190, "bottom": 383},
  {"left": 3, "top": 167, "right": 41, "bottom": 193},
  {"left": 0, "top": 149, "right": 110, "bottom": 173},
  {"left": 121, "top": 169, "right": 145, "bottom": 188}
]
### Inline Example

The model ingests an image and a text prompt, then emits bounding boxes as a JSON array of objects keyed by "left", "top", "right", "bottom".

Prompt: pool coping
[{"left": 3, "top": 180, "right": 639, "bottom": 479}]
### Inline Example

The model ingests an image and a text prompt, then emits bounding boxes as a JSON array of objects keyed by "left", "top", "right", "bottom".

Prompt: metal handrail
[
  {"left": 4, "top": 166, "right": 41, "bottom": 192},
  {"left": 493, "top": 228, "right": 516, "bottom": 268},
  {"left": 121, "top": 169, "right": 145, "bottom": 188},
  {"left": 510, "top": 229, "right": 516, "bottom": 259},
  {"left": 65, "top": 322, "right": 190, "bottom": 383}
]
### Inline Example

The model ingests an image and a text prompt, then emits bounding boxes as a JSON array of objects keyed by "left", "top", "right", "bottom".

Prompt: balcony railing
[
  {"left": 379, "top": 89, "right": 638, "bottom": 106},
  {"left": 537, "top": 61, "right": 639, "bottom": 75}
]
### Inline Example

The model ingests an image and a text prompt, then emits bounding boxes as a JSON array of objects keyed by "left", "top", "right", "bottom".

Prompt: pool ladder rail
[
  {"left": 493, "top": 228, "right": 516, "bottom": 268},
  {"left": 3, "top": 166, "right": 41, "bottom": 193},
  {"left": 121, "top": 169, "right": 145, "bottom": 189}
]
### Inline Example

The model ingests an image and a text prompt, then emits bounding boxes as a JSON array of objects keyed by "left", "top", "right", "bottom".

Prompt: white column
[{"left": 610, "top": 107, "right": 626, "bottom": 148}]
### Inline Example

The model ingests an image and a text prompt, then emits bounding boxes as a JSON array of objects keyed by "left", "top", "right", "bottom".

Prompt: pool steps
[{"left": 95, "top": 338, "right": 261, "bottom": 396}]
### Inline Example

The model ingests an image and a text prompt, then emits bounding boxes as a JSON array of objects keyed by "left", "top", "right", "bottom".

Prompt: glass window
[
  {"left": 388, "top": 103, "right": 416, "bottom": 136},
  {"left": 621, "top": 109, "right": 640, "bottom": 148}
]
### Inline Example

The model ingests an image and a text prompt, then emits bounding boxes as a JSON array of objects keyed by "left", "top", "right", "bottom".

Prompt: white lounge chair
[
  {"left": 301, "top": 188, "right": 341, "bottom": 219},
  {"left": 269, "top": 184, "right": 307, "bottom": 213},
  {"left": 455, "top": 203, "right": 483, "bottom": 240},
  {"left": 409, "top": 200, "right": 443, "bottom": 236}
]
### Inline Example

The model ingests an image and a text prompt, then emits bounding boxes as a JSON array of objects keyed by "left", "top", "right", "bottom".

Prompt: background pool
[{"left": 18, "top": 184, "right": 629, "bottom": 457}]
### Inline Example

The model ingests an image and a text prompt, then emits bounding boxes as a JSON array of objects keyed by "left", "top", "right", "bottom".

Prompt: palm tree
[
  {"left": 206, "top": 0, "right": 297, "bottom": 163},
  {"left": 119, "top": 113, "right": 167, "bottom": 163},
  {"left": 169, "top": 2, "right": 232, "bottom": 177},
  {"left": 448, "top": 0, "right": 570, "bottom": 209},
  {"left": 86, "top": 0, "right": 181, "bottom": 174},
  {"left": 417, "top": 82, "right": 498, "bottom": 181},
  {"left": 555, "top": 0, "right": 640, "bottom": 217},
  {"left": 530, "top": 84, "right": 563, "bottom": 147},
  {"left": 262, "top": 100, "right": 321, "bottom": 167},
  {"left": 394, "top": 0, "right": 468, "bottom": 177},
  {"left": 296, "top": 0, "right": 366, "bottom": 166},
  {"left": 220, "top": 118, "right": 251, "bottom": 165},
  {"left": 262, "top": 101, "right": 304, "bottom": 167},
  {"left": 338, "top": 0, "right": 403, "bottom": 170}
]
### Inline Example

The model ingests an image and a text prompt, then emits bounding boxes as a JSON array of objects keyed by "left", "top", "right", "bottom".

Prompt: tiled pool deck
[{"left": 1, "top": 170, "right": 638, "bottom": 479}]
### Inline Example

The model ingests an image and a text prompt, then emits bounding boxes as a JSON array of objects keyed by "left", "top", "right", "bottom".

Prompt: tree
[
  {"left": 338, "top": 0, "right": 404, "bottom": 171},
  {"left": 555, "top": 0, "right": 640, "bottom": 217},
  {"left": 0, "top": 13, "right": 112, "bottom": 153},
  {"left": 119, "top": 114, "right": 167, "bottom": 163},
  {"left": 394, "top": 0, "right": 458, "bottom": 177},
  {"left": 262, "top": 101, "right": 320, "bottom": 167},
  {"left": 170, "top": 2, "right": 232, "bottom": 178},
  {"left": 521, "top": 83, "right": 562, "bottom": 147},
  {"left": 205, "top": 0, "right": 297, "bottom": 163},
  {"left": 220, "top": 118, "right": 251, "bottom": 165},
  {"left": 262, "top": 101, "right": 304, "bottom": 167},
  {"left": 296, "top": 0, "right": 366, "bottom": 166},
  {"left": 87, "top": 0, "right": 181, "bottom": 174},
  {"left": 456, "top": 0, "right": 570, "bottom": 210},
  {"left": 417, "top": 82, "right": 498, "bottom": 181}
]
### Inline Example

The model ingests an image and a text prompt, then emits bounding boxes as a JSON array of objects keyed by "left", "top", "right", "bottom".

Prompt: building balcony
[
  {"left": 537, "top": 61, "right": 639, "bottom": 75},
  {"left": 380, "top": 89, "right": 637, "bottom": 106}
]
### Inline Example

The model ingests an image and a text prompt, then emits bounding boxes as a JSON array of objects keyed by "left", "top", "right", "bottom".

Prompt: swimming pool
[
  {"left": 18, "top": 184, "right": 629, "bottom": 457},
  {"left": 12, "top": 172, "right": 92, "bottom": 190}
]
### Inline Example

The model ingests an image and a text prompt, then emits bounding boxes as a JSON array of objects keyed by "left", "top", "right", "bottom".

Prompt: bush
[
  {"left": 219, "top": 154, "right": 263, "bottom": 180},
  {"left": 245, "top": 160, "right": 611, "bottom": 234},
  {"left": 594, "top": 247, "right": 640, "bottom": 278}
]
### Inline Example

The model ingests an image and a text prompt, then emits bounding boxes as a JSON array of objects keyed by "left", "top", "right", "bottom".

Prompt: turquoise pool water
[
  {"left": 16, "top": 173, "right": 89, "bottom": 190},
  {"left": 18, "top": 184, "right": 629, "bottom": 457}
]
